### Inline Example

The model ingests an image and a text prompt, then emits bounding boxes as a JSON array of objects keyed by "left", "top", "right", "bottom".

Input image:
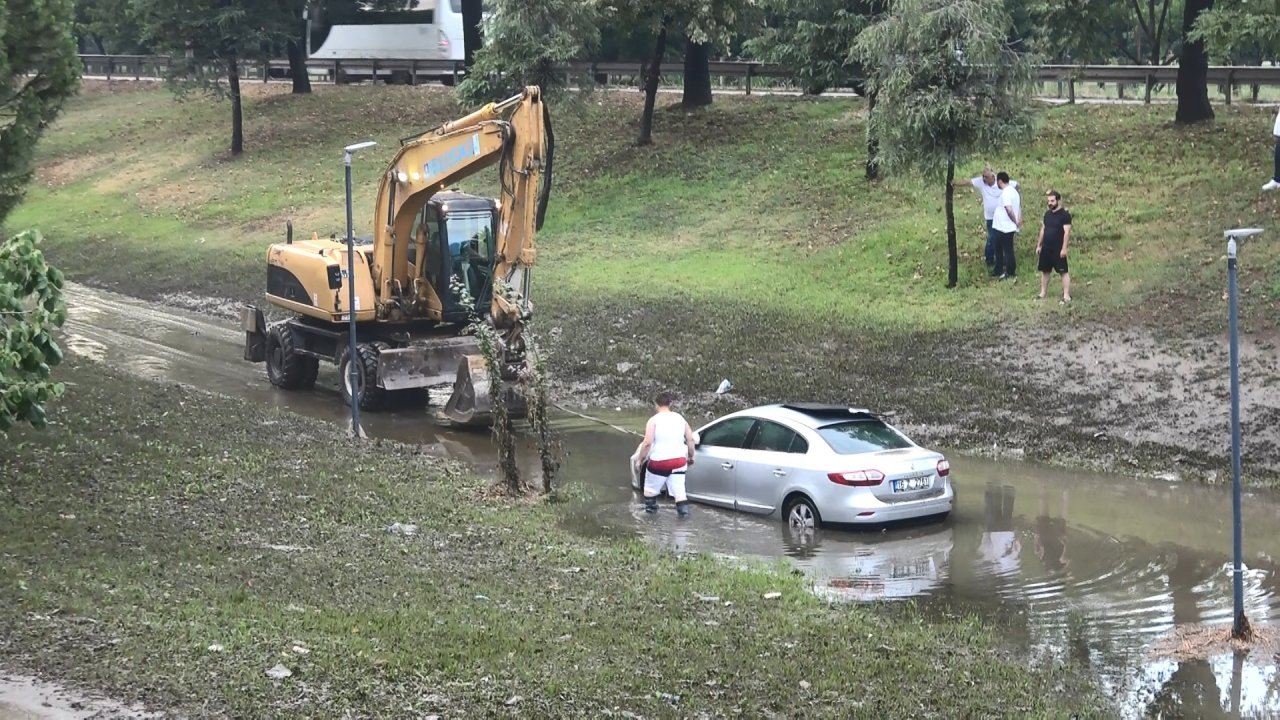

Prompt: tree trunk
[
  {"left": 944, "top": 156, "right": 957, "bottom": 289},
  {"left": 1175, "top": 0, "right": 1214, "bottom": 124},
  {"left": 682, "top": 41, "right": 713, "bottom": 108},
  {"left": 287, "top": 39, "right": 311, "bottom": 94},
  {"left": 228, "top": 52, "right": 244, "bottom": 156},
  {"left": 462, "top": 0, "right": 484, "bottom": 67},
  {"left": 638, "top": 16, "right": 670, "bottom": 146},
  {"left": 865, "top": 89, "right": 880, "bottom": 181}
]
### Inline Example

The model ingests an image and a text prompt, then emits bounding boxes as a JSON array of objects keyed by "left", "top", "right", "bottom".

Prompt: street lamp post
[
  {"left": 1225, "top": 226, "right": 1262, "bottom": 639},
  {"left": 344, "top": 140, "right": 377, "bottom": 439}
]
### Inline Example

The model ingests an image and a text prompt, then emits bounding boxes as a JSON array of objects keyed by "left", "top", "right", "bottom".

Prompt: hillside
[{"left": 10, "top": 80, "right": 1280, "bottom": 484}]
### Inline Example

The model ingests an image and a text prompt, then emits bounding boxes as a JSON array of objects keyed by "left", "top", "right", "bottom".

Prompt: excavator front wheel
[
  {"left": 266, "top": 324, "right": 318, "bottom": 390},
  {"left": 338, "top": 341, "right": 389, "bottom": 412}
]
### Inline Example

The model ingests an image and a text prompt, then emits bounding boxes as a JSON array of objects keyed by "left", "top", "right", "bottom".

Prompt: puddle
[
  {"left": 0, "top": 675, "right": 160, "bottom": 720},
  {"left": 59, "top": 282, "right": 1280, "bottom": 718}
]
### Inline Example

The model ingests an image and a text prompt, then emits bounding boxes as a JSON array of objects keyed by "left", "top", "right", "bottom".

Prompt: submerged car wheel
[{"left": 784, "top": 495, "right": 821, "bottom": 530}]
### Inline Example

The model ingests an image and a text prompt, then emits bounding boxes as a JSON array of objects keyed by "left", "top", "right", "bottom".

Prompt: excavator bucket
[{"left": 442, "top": 354, "right": 527, "bottom": 427}]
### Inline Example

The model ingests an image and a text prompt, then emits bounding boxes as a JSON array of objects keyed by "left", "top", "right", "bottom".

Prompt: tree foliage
[
  {"left": 75, "top": 0, "right": 151, "bottom": 54},
  {"left": 457, "top": 0, "right": 604, "bottom": 104},
  {"left": 2, "top": 0, "right": 82, "bottom": 222},
  {"left": 1189, "top": 0, "right": 1280, "bottom": 61},
  {"left": 0, "top": 230, "right": 68, "bottom": 433},
  {"left": 742, "top": 0, "right": 878, "bottom": 95},
  {"left": 854, "top": 0, "right": 1036, "bottom": 288}
]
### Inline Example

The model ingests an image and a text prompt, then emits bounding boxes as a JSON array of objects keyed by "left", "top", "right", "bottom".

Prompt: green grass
[
  {"left": 14, "top": 82, "right": 1280, "bottom": 330},
  {"left": 0, "top": 358, "right": 1107, "bottom": 718},
  {"left": 9, "top": 80, "right": 1280, "bottom": 484}
]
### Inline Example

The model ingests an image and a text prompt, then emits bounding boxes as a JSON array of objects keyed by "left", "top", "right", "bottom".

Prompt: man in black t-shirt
[{"left": 1036, "top": 190, "right": 1073, "bottom": 304}]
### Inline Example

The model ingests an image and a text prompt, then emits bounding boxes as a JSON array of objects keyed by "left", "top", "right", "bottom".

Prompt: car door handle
[
  {"left": 772, "top": 469, "right": 787, "bottom": 477},
  {"left": 721, "top": 462, "right": 734, "bottom": 470}
]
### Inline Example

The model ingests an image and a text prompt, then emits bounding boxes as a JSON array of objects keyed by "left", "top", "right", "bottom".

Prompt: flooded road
[{"left": 55, "top": 283, "right": 1280, "bottom": 718}]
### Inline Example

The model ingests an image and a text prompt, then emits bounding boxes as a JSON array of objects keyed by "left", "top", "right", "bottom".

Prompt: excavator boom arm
[{"left": 371, "top": 87, "right": 552, "bottom": 325}]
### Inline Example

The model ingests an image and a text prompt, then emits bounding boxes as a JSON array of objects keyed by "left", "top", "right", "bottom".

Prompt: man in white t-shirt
[
  {"left": 953, "top": 166, "right": 1016, "bottom": 271},
  {"left": 635, "top": 391, "right": 697, "bottom": 517},
  {"left": 1264, "top": 107, "right": 1280, "bottom": 191},
  {"left": 990, "top": 171, "right": 1022, "bottom": 279}
]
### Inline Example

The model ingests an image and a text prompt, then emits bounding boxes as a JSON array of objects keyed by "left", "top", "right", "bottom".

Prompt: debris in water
[
  {"left": 386, "top": 522, "right": 418, "bottom": 536},
  {"left": 265, "top": 664, "right": 292, "bottom": 680},
  {"left": 715, "top": 378, "right": 732, "bottom": 394}
]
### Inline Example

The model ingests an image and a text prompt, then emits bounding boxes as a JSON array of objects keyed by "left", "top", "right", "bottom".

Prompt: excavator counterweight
[{"left": 240, "top": 87, "right": 553, "bottom": 427}]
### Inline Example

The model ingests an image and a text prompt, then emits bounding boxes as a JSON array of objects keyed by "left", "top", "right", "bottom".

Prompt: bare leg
[
  {"left": 1039, "top": 272, "right": 1049, "bottom": 299},
  {"left": 1062, "top": 272, "right": 1071, "bottom": 301}
]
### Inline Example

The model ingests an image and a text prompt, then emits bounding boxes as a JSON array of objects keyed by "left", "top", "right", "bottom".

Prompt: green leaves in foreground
[{"left": 0, "top": 229, "right": 68, "bottom": 432}]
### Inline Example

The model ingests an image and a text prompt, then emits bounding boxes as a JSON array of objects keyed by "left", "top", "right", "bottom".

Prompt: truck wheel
[
  {"left": 338, "top": 342, "right": 387, "bottom": 411},
  {"left": 266, "top": 324, "right": 318, "bottom": 390}
]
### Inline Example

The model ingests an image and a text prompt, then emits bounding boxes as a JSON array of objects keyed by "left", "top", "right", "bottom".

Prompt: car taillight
[
  {"left": 828, "top": 470, "right": 885, "bottom": 487},
  {"left": 936, "top": 459, "right": 950, "bottom": 477},
  {"left": 438, "top": 30, "right": 450, "bottom": 50}
]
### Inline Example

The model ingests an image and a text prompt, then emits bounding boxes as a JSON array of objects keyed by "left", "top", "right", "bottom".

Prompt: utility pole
[
  {"left": 344, "top": 140, "right": 377, "bottom": 439},
  {"left": 1224, "top": 226, "right": 1263, "bottom": 640}
]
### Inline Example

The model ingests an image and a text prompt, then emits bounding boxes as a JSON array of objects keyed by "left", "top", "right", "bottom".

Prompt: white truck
[{"left": 310, "top": 0, "right": 473, "bottom": 84}]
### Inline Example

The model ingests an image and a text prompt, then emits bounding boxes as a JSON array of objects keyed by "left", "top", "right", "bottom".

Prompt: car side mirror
[{"left": 692, "top": 431, "right": 701, "bottom": 448}]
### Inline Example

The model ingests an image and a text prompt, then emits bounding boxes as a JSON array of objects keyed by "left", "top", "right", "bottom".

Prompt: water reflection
[{"left": 563, "top": 442, "right": 1280, "bottom": 718}]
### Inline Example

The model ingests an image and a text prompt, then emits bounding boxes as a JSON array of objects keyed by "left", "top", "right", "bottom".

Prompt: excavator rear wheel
[
  {"left": 266, "top": 324, "right": 319, "bottom": 390},
  {"left": 338, "top": 341, "right": 389, "bottom": 411}
]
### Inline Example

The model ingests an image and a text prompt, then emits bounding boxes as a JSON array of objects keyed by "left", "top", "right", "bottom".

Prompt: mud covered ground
[
  {"left": 52, "top": 273, "right": 1280, "bottom": 489},
  {"left": 0, "top": 358, "right": 1105, "bottom": 719},
  {"left": 537, "top": 291, "right": 1280, "bottom": 489}
]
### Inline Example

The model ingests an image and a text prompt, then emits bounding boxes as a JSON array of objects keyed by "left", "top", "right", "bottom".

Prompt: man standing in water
[{"left": 635, "top": 391, "right": 697, "bottom": 517}]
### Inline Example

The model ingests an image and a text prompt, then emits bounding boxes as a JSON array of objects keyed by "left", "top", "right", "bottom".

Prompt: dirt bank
[
  {"left": 538, "top": 294, "right": 1280, "bottom": 489},
  {"left": 52, "top": 275, "right": 1280, "bottom": 489}
]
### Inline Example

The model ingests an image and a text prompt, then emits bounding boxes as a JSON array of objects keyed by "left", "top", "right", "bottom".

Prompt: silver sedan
[{"left": 631, "top": 403, "right": 954, "bottom": 528}]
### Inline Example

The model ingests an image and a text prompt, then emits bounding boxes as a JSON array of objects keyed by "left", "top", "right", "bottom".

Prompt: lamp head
[{"left": 1225, "top": 227, "right": 1264, "bottom": 241}]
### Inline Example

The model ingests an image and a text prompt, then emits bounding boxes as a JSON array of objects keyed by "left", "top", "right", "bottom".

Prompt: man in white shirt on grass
[
  {"left": 991, "top": 171, "right": 1022, "bottom": 280},
  {"left": 954, "top": 167, "right": 1017, "bottom": 270},
  {"left": 1264, "top": 107, "right": 1280, "bottom": 191}
]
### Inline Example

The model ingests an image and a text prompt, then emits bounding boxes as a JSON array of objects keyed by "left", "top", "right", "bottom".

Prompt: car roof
[{"left": 729, "top": 403, "right": 885, "bottom": 431}]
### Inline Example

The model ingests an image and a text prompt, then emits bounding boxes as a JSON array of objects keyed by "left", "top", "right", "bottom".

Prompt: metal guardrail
[{"left": 76, "top": 54, "right": 1280, "bottom": 104}]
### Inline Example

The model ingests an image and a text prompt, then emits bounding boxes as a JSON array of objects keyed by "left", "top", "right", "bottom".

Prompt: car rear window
[{"left": 817, "top": 420, "right": 912, "bottom": 454}]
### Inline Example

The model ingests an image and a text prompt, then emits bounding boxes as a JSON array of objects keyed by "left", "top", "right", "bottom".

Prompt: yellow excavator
[{"left": 239, "top": 86, "right": 553, "bottom": 426}]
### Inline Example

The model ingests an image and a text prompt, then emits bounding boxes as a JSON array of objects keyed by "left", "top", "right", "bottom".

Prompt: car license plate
[{"left": 893, "top": 475, "right": 932, "bottom": 492}]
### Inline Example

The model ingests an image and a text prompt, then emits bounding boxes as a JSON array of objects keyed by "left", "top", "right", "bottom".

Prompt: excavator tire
[
  {"left": 338, "top": 341, "right": 389, "bottom": 411},
  {"left": 266, "top": 324, "right": 318, "bottom": 390}
]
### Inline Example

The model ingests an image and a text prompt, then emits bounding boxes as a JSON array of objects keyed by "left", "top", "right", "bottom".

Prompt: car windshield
[{"left": 817, "top": 419, "right": 912, "bottom": 454}]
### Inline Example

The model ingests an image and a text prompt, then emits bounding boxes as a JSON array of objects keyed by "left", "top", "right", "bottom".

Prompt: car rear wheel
[{"left": 784, "top": 495, "right": 821, "bottom": 530}]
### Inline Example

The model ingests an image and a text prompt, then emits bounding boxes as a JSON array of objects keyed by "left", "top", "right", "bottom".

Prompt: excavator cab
[{"left": 416, "top": 191, "right": 500, "bottom": 324}]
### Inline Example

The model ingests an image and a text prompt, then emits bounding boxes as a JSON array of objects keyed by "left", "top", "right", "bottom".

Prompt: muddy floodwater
[{"left": 41, "top": 283, "right": 1280, "bottom": 718}]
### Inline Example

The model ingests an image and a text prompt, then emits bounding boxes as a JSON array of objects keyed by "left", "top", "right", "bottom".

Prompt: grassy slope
[
  {"left": 13, "top": 82, "right": 1280, "bottom": 329},
  {"left": 0, "top": 358, "right": 1105, "bottom": 718},
  {"left": 9, "top": 81, "right": 1280, "bottom": 480}
]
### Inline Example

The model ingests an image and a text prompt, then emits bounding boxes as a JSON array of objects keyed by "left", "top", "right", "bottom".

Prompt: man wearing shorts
[
  {"left": 1036, "top": 189, "right": 1072, "bottom": 304},
  {"left": 635, "top": 392, "right": 697, "bottom": 517}
]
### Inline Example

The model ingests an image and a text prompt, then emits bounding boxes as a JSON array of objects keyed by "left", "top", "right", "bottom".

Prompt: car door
[
  {"left": 733, "top": 420, "right": 809, "bottom": 515},
  {"left": 688, "top": 416, "right": 757, "bottom": 509}
]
